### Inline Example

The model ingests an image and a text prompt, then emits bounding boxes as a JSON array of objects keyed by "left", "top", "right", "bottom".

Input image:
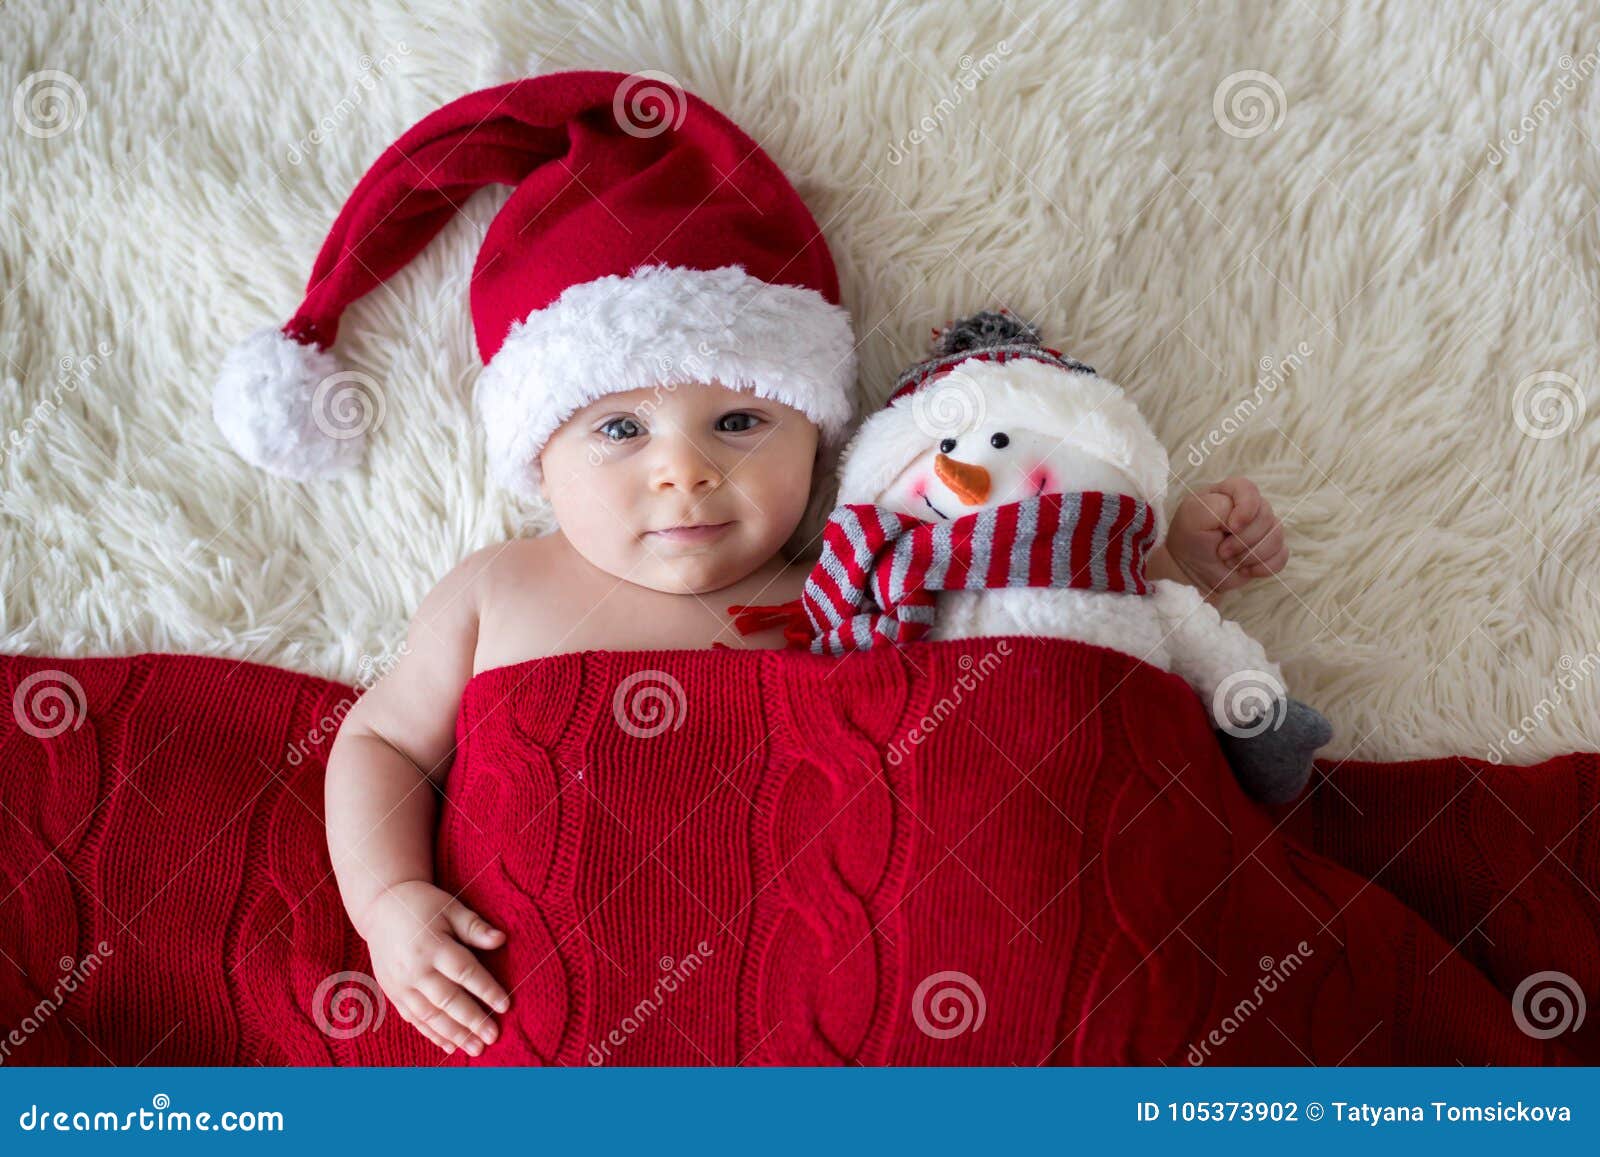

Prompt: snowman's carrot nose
[{"left": 934, "top": 453, "right": 991, "bottom": 506}]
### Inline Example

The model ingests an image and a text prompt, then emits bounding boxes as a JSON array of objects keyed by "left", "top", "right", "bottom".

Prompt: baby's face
[{"left": 538, "top": 381, "right": 819, "bottom": 595}]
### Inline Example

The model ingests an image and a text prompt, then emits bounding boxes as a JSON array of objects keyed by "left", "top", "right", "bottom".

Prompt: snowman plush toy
[{"left": 734, "top": 311, "right": 1332, "bottom": 805}]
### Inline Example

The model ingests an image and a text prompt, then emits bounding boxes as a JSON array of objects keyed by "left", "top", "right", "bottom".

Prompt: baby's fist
[{"left": 1165, "top": 477, "right": 1287, "bottom": 597}]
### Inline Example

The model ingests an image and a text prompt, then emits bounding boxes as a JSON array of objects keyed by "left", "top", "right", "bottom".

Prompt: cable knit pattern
[{"left": 0, "top": 646, "right": 1595, "bottom": 1065}]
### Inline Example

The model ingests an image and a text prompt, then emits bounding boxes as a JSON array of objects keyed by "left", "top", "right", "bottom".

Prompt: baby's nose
[{"left": 651, "top": 435, "right": 721, "bottom": 491}]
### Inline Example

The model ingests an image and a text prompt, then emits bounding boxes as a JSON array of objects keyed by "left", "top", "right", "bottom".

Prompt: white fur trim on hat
[
  {"left": 836, "top": 356, "right": 1172, "bottom": 543},
  {"left": 212, "top": 325, "right": 369, "bottom": 481},
  {"left": 473, "top": 264, "right": 857, "bottom": 501}
]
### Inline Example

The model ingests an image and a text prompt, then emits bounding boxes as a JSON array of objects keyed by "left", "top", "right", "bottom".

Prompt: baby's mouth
[{"left": 645, "top": 521, "right": 734, "bottom": 544}]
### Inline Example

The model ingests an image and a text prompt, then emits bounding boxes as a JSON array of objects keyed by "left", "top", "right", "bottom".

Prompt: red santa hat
[{"left": 212, "top": 70, "right": 857, "bottom": 500}]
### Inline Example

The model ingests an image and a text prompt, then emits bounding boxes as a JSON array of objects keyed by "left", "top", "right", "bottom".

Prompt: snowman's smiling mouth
[{"left": 923, "top": 475, "right": 1044, "bottom": 519}]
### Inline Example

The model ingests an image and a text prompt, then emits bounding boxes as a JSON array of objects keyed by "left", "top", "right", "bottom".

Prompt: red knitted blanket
[{"left": 1, "top": 642, "right": 1595, "bottom": 1066}]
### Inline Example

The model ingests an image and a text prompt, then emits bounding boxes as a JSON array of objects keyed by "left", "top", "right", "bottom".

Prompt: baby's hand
[
  {"left": 361, "top": 880, "right": 510, "bottom": 1056},
  {"left": 1165, "top": 477, "right": 1287, "bottom": 598}
]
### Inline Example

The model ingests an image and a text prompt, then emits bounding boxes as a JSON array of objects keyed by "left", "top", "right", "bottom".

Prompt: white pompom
[{"left": 211, "top": 326, "right": 373, "bottom": 480}]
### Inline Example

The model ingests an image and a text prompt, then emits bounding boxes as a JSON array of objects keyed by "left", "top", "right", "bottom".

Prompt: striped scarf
[{"left": 730, "top": 491, "right": 1157, "bottom": 655}]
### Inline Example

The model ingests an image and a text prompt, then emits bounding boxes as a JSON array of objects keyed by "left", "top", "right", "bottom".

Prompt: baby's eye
[
  {"left": 598, "top": 416, "right": 645, "bottom": 442},
  {"left": 717, "top": 411, "right": 763, "bottom": 433}
]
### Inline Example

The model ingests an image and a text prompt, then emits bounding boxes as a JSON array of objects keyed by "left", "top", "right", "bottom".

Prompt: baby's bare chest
[{"left": 471, "top": 546, "right": 809, "bottom": 672}]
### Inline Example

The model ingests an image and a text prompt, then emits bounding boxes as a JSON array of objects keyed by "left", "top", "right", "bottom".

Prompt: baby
[
  {"left": 205, "top": 69, "right": 1288, "bottom": 1061},
  {"left": 322, "top": 377, "right": 1288, "bottom": 1058}
]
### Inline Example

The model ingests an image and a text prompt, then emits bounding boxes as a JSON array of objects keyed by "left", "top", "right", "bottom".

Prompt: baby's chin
[{"left": 628, "top": 536, "right": 778, "bottom": 595}]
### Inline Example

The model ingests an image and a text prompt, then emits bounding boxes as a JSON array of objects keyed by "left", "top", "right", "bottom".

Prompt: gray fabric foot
[{"left": 1215, "top": 697, "right": 1333, "bottom": 805}]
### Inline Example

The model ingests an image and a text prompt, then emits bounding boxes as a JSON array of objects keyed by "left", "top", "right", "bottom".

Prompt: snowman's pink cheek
[
  {"left": 910, "top": 476, "right": 929, "bottom": 498},
  {"left": 1026, "top": 466, "right": 1054, "bottom": 494}
]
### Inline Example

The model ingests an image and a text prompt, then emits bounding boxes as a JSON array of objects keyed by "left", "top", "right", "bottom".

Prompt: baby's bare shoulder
[
  {"left": 336, "top": 541, "right": 513, "bottom": 778},
  {"left": 467, "top": 534, "right": 565, "bottom": 599},
  {"left": 466, "top": 534, "right": 583, "bottom": 669}
]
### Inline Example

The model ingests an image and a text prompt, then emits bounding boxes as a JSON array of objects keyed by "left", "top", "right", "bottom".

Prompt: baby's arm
[{"left": 325, "top": 547, "right": 509, "bottom": 1057}]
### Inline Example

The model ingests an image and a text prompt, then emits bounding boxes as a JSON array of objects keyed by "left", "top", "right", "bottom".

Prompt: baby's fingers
[
  {"left": 1213, "top": 477, "right": 1261, "bottom": 533},
  {"left": 398, "top": 993, "right": 460, "bottom": 1056},
  {"left": 1246, "top": 543, "right": 1290, "bottom": 577},
  {"left": 419, "top": 972, "right": 496, "bottom": 1053},
  {"left": 443, "top": 898, "right": 506, "bottom": 951},
  {"left": 438, "top": 940, "right": 511, "bottom": 1015},
  {"left": 1225, "top": 521, "right": 1283, "bottom": 565}
]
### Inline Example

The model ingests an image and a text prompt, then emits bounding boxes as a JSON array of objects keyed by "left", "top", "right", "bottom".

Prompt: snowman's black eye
[
  {"left": 939, "top": 438, "right": 957, "bottom": 454},
  {"left": 990, "top": 432, "right": 1010, "bottom": 449}
]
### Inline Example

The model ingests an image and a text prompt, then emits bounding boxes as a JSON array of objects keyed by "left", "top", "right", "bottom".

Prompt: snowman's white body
[
  {"left": 837, "top": 354, "right": 1287, "bottom": 732},
  {"left": 925, "top": 584, "right": 1283, "bottom": 730}
]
